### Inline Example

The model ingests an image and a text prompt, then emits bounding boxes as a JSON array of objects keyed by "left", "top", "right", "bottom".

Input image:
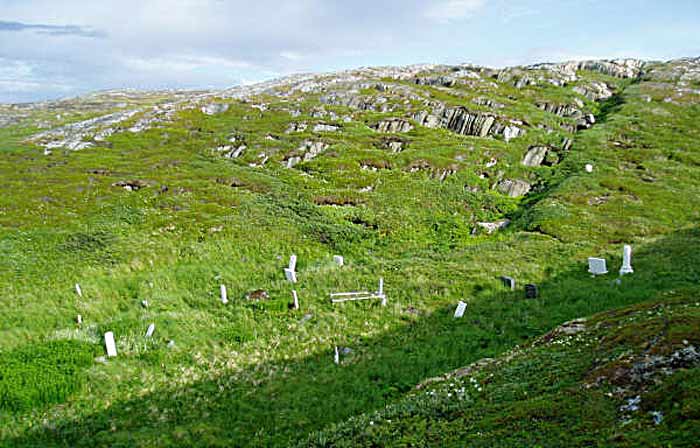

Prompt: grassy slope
[{"left": 0, "top": 61, "right": 698, "bottom": 447}]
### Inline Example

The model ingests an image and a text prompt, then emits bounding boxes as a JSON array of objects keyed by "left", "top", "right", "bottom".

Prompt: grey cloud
[{"left": 0, "top": 20, "right": 105, "bottom": 38}]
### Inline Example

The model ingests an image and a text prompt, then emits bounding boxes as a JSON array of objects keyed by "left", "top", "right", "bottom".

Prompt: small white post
[
  {"left": 220, "top": 284, "right": 229, "bottom": 304},
  {"left": 289, "top": 254, "right": 297, "bottom": 272},
  {"left": 620, "top": 245, "right": 634, "bottom": 275},
  {"left": 378, "top": 277, "right": 386, "bottom": 306},
  {"left": 141, "top": 300, "right": 149, "bottom": 308},
  {"left": 292, "top": 290, "right": 299, "bottom": 310},
  {"left": 104, "top": 332, "right": 117, "bottom": 357},
  {"left": 145, "top": 323, "right": 155, "bottom": 338},
  {"left": 333, "top": 255, "right": 344, "bottom": 267},
  {"left": 76, "top": 314, "right": 82, "bottom": 325},
  {"left": 284, "top": 268, "right": 297, "bottom": 284},
  {"left": 334, "top": 346, "right": 340, "bottom": 365},
  {"left": 454, "top": 301, "right": 467, "bottom": 318},
  {"left": 585, "top": 164, "right": 594, "bottom": 173},
  {"left": 75, "top": 283, "right": 82, "bottom": 297}
]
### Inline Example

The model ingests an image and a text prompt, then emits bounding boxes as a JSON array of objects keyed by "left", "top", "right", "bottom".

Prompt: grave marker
[
  {"left": 291, "top": 290, "right": 299, "bottom": 310},
  {"left": 145, "top": 323, "right": 155, "bottom": 338},
  {"left": 104, "top": 332, "right": 117, "bottom": 357},
  {"left": 619, "top": 245, "right": 634, "bottom": 275},
  {"left": 588, "top": 257, "right": 608, "bottom": 275},
  {"left": 289, "top": 254, "right": 297, "bottom": 272},
  {"left": 220, "top": 284, "right": 229, "bottom": 304},
  {"left": 75, "top": 283, "right": 82, "bottom": 297},
  {"left": 284, "top": 268, "right": 298, "bottom": 284},
  {"left": 585, "top": 164, "right": 594, "bottom": 173},
  {"left": 76, "top": 314, "right": 82, "bottom": 325},
  {"left": 334, "top": 346, "right": 340, "bottom": 365},
  {"left": 330, "top": 278, "right": 386, "bottom": 306},
  {"left": 141, "top": 300, "right": 149, "bottom": 308},
  {"left": 499, "top": 276, "right": 515, "bottom": 291},
  {"left": 333, "top": 255, "right": 344, "bottom": 267},
  {"left": 454, "top": 301, "right": 467, "bottom": 318},
  {"left": 525, "top": 284, "right": 538, "bottom": 299}
]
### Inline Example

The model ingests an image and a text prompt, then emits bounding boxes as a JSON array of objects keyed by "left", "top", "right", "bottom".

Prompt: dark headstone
[
  {"left": 499, "top": 276, "right": 516, "bottom": 291},
  {"left": 525, "top": 284, "right": 538, "bottom": 299}
]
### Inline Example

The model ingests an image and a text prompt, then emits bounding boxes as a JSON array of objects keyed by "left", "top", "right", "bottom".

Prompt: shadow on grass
[{"left": 6, "top": 227, "right": 700, "bottom": 447}]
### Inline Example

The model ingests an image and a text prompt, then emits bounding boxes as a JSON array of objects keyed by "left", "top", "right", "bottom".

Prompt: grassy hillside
[{"left": 0, "top": 58, "right": 698, "bottom": 447}]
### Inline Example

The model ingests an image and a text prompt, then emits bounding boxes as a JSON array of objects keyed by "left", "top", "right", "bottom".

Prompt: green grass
[{"left": 0, "top": 59, "right": 699, "bottom": 446}]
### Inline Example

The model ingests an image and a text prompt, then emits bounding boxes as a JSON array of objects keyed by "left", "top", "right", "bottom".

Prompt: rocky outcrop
[
  {"left": 532, "top": 59, "right": 644, "bottom": 79},
  {"left": 475, "top": 220, "right": 511, "bottom": 234},
  {"left": 573, "top": 81, "right": 614, "bottom": 101},
  {"left": 414, "top": 106, "right": 525, "bottom": 142},
  {"left": 313, "top": 124, "right": 340, "bottom": 133},
  {"left": 372, "top": 118, "right": 414, "bottom": 133},
  {"left": 537, "top": 102, "right": 583, "bottom": 118},
  {"left": 286, "top": 122, "right": 308, "bottom": 133},
  {"left": 472, "top": 97, "right": 505, "bottom": 109},
  {"left": 284, "top": 141, "right": 329, "bottom": 168},
  {"left": 201, "top": 103, "right": 229, "bottom": 115},
  {"left": 497, "top": 179, "right": 532, "bottom": 197},
  {"left": 522, "top": 146, "right": 549, "bottom": 167}
]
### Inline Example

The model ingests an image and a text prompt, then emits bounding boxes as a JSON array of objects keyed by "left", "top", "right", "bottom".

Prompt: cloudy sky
[{"left": 1, "top": 0, "right": 699, "bottom": 103}]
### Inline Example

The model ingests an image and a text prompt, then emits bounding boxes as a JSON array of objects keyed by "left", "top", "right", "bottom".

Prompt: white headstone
[
  {"left": 334, "top": 346, "right": 340, "bottom": 365},
  {"left": 75, "top": 283, "right": 82, "bottom": 297},
  {"left": 145, "top": 323, "right": 155, "bottom": 338},
  {"left": 378, "top": 277, "right": 386, "bottom": 306},
  {"left": 454, "top": 301, "right": 467, "bottom": 318},
  {"left": 288, "top": 254, "right": 297, "bottom": 272},
  {"left": 76, "top": 314, "right": 82, "bottom": 325},
  {"left": 620, "top": 245, "right": 634, "bottom": 275},
  {"left": 292, "top": 290, "right": 299, "bottom": 310},
  {"left": 220, "top": 284, "right": 228, "bottom": 304},
  {"left": 585, "top": 164, "right": 594, "bottom": 173},
  {"left": 104, "top": 331, "right": 117, "bottom": 357},
  {"left": 284, "top": 268, "right": 297, "bottom": 283},
  {"left": 333, "top": 255, "right": 344, "bottom": 267},
  {"left": 141, "top": 300, "right": 149, "bottom": 308},
  {"left": 588, "top": 257, "right": 608, "bottom": 275}
]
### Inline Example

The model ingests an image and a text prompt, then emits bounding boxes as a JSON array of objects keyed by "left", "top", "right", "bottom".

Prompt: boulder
[
  {"left": 372, "top": 118, "right": 414, "bottom": 133},
  {"left": 522, "top": 146, "right": 549, "bottom": 166},
  {"left": 201, "top": 103, "right": 229, "bottom": 115},
  {"left": 497, "top": 179, "right": 531, "bottom": 197}
]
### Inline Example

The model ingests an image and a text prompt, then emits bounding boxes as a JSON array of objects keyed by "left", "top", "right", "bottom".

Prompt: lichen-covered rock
[
  {"left": 286, "top": 122, "right": 308, "bottom": 133},
  {"left": 497, "top": 179, "right": 532, "bottom": 197},
  {"left": 414, "top": 106, "right": 525, "bottom": 142},
  {"left": 201, "top": 103, "right": 229, "bottom": 115},
  {"left": 284, "top": 141, "right": 329, "bottom": 168},
  {"left": 372, "top": 118, "right": 414, "bottom": 133},
  {"left": 522, "top": 146, "right": 549, "bottom": 166},
  {"left": 313, "top": 124, "right": 340, "bottom": 133}
]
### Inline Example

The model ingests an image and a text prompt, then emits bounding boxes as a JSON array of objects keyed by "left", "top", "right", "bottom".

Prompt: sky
[{"left": 1, "top": 0, "right": 699, "bottom": 103}]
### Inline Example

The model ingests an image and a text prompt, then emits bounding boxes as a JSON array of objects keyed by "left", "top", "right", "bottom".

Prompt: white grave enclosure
[
  {"left": 454, "top": 301, "right": 467, "bottom": 318},
  {"left": 588, "top": 257, "right": 608, "bottom": 275},
  {"left": 284, "top": 268, "right": 298, "bottom": 284},
  {"left": 620, "top": 245, "right": 634, "bottom": 275},
  {"left": 104, "top": 331, "right": 117, "bottom": 357},
  {"left": 333, "top": 255, "right": 344, "bottom": 267},
  {"left": 330, "top": 278, "right": 386, "bottom": 306},
  {"left": 146, "top": 323, "right": 155, "bottom": 338},
  {"left": 220, "top": 284, "right": 228, "bottom": 304},
  {"left": 75, "top": 283, "right": 82, "bottom": 297}
]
